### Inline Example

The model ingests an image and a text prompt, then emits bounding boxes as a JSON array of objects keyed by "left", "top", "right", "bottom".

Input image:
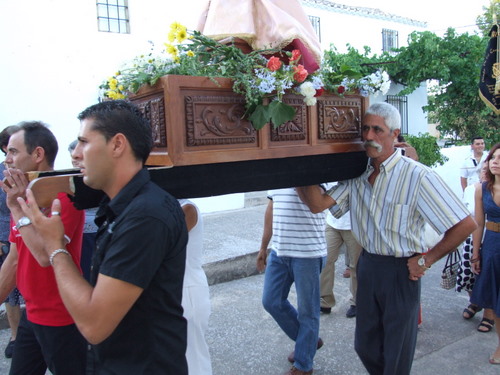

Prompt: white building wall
[
  {"left": 302, "top": 0, "right": 429, "bottom": 136},
  {"left": 0, "top": 0, "right": 431, "bottom": 212}
]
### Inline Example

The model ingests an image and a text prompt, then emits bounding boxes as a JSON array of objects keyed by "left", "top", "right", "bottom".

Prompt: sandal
[
  {"left": 478, "top": 318, "right": 495, "bottom": 333},
  {"left": 463, "top": 304, "right": 482, "bottom": 320},
  {"left": 490, "top": 356, "right": 500, "bottom": 365}
]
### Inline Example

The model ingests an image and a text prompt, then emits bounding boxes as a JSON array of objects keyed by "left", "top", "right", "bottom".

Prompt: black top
[{"left": 89, "top": 168, "right": 188, "bottom": 375}]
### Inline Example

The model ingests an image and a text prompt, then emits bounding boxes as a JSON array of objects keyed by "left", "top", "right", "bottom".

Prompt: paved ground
[{"left": 0, "top": 193, "right": 498, "bottom": 374}]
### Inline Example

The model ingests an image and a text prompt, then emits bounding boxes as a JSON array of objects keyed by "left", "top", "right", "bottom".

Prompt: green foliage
[
  {"left": 323, "top": 45, "right": 380, "bottom": 76},
  {"left": 249, "top": 101, "right": 296, "bottom": 130},
  {"left": 382, "top": 28, "right": 500, "bottom": 146},
  {"left": 477, "top": 1, "right": 500, "bottom": 37},
  {"left": 321, "top": 45, "right": 389, "bottom": 95},
  {"left": 405, "top": 133, "right": 449, "bottom": 167}
]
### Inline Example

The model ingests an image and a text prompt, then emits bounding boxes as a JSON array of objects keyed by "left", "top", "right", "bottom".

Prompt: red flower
[
  {"left": 293, "top": 64, "right": 308, "bottom": 83},
  {"left": 314, "top": 87, "right": 324, "bottom": 97},
  {"left": 267, "top": 56, "right": 282, "bottom": 72},
  {"left": 337, "top": 86, "right": 346, "bottom": 94},
  {"left": 290, "top": 49, "right": 301, "bottom": 62}
]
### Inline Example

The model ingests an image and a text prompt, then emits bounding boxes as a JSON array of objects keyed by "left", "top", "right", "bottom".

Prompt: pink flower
[
  {"left": 293, "top": 64, "right": 308, "bottom": 83},
  {"left": 290, "top": 49, "right": 301, "bottom": 62},
  {"left": 337, "top": 86, "right": 346, "bottom": 94},
  {"left": 267, "top": 56, "right": 282, "bottom": 72}
]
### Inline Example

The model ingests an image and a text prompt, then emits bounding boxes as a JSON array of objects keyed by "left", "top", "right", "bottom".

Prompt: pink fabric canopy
[{"left": 197, "top": 0, "right": 322, "bottom": 73}]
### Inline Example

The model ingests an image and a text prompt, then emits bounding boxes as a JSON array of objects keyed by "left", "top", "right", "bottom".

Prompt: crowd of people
[
  {"left": 0, "top": 100, "right": 498, "bottom": 375},
  {"left": 0, "top": 101, "right": 212, "bottom": 375},
  {"left": 254, "top": 105, "right": 499, "bottom": 375}
]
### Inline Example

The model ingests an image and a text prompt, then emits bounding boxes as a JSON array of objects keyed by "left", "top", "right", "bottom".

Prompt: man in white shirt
[
  {"left": 460, "top": 136, "right": 487, "bottom": 191},
  {"left": 256, "top": 188, "right": 327, "bottom": 375}
]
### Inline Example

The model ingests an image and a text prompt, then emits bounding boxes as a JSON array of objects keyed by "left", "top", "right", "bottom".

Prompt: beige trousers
[{"left": 320, "top": 225, "right": 362, "bottom": 308}]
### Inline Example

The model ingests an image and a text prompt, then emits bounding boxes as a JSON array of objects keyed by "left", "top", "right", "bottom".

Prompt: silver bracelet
[{"left": 49, "top": 249, "right": 70, "bottom": 266}]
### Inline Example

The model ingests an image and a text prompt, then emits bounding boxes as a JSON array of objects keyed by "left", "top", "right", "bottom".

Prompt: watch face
[
  {"left": 18, "top": 217, "right": 31, "bottom": 227},
  {"left": 418, "top": 257, "right": 424, "bottom": 266}
]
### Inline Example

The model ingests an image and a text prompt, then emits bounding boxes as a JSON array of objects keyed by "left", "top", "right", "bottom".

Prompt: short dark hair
[
  {"left": 471, "top": 136, "right": 484, "bottom": 144},
  {"left": 77, "top": 100, "right": 152, "bottom": 164},
  {"left": 17, "top": 122, "right": 58, "bottom": 167},
  {"left": 0, "top": 125, "right": 21, "bottom": 155}
]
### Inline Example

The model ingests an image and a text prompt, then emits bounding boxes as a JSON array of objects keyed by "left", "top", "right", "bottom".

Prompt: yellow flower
[
  {"left": 107, "top": 90, "right": 117, "bottom": 99},
  {"left": 170, "top": 22, "right": 182, "bottom": 32},
  {"left": 187, "top": 50, "right": 195, "bottom": 57},
  {"left": 168, "top": 30, "right": 176, "bottom": 43},
  {"left": 173, "top": 56, "right": 180, "bottom": 63},
  {"left": 106, "top": 90, "right": 125, "bottom": 100},
  {"left": 164, "top": 43, "right": 178, "bottom": 56},
  {"left": 176, "top": 27, "right": 187, "bottom": 43},
  {"left": 118, "top": 85, "right": 124, "bottom": 91},
  {"left": 115, "top": 71, "right": 121, "bottom": 76},
  {"left": 108, "top": 77, "right": 118, "bottom": 90}
]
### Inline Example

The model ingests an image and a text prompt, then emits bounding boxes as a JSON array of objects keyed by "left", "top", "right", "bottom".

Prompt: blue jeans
[{"left": 262, "top": 250, "right": 325, "bottom": 372}]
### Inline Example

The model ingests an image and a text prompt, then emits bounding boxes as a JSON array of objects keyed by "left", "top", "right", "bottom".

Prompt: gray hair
[
  {"left": 68, "top": 140, "right": 78, "bottom": 153},
  {"left": 365, "top": 102, "right": 401, "bottom": 131}
]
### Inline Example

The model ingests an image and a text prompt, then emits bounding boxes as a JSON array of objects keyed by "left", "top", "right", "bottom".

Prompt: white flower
[
  {"left": 304, "top": 96, "right": 317, "bottom": 106},
  {"left": 299, "top": 81, "right": 316, "bottom": 98}
]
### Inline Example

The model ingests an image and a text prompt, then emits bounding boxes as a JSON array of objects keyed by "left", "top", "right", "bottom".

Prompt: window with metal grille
[
  {"left": 97, "top": 0, "right": 129, "bottom": 34},
  {"left": 382, "top": 28, "right": 398, "bottom": 53},
  {"left": 386, "top": 95, "right": 408, "bottom": 134},
  {"left": 308, "top": 15, "right": 321, "bottom": 42}
]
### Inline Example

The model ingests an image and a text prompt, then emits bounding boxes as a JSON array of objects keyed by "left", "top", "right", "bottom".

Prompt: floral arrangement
[{"left": 100, "top": 22, "right": 391, "bottom": 130}]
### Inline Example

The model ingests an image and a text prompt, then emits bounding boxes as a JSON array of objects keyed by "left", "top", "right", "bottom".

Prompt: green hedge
[{"left": 405, "top": 133, "right": 448, "bottom": 168}]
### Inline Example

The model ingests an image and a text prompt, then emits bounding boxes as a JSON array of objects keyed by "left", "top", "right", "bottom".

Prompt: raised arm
[
  {"left": 16, "top": 189, "right": 144, "bottom": 345},
  {"left": 1, "top": 169, "right": 53, "bottom": 266},
  {"left": 295, "top": 185, "right": 336, "bottom": 214}
]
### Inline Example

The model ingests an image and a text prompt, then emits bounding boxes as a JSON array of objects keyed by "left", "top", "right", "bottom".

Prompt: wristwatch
[
  {"left": 16, "top": 216, "right": 32, "bottom": 230},
  {"left": 417, "top": 255, "right": 431, "bottom": 270}
]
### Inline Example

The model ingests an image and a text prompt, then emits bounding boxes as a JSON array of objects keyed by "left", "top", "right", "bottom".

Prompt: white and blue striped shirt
[
  {"left": 329, "top": 150, "right": 470, "bottom": 257},
  {"left": 269, "top": 188, "right": 327, "bottom": 258}
]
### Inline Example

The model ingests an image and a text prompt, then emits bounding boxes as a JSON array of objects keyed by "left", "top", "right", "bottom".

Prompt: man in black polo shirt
[{"left": 15, "top": 100, "right": 188, "bottom": 374}]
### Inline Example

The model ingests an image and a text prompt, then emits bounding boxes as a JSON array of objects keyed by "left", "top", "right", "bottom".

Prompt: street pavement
[{"left": 0, "top": 201, "right": 498, "bottom": 374}]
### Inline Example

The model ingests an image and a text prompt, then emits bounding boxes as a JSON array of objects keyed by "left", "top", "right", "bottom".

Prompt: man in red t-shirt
[{"left": 0, "top": 122, "right": 86, "bottom": 374}]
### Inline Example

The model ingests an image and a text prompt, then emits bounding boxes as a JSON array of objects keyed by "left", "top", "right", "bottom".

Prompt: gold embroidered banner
[{"left": 479, "top": 24, "right": 500, "bottom": 114}]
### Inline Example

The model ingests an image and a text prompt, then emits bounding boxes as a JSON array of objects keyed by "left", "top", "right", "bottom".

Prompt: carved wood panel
[
  {"left": 135, "top": 95, "right": 167, "bottom": 147},
  {"left": 318, "top": 97, "right": 361, "bottom": 140},
  {"left": 270, "top": 95, "right": 308, "bottom": 142},
  {"left": 185, "top": 95, "right": 256, "bottom": 146}
]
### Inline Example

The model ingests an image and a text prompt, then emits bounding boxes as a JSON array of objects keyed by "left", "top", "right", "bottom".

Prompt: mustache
[{"left": 363, "top": 140, "right": 382, "bottom": 153}]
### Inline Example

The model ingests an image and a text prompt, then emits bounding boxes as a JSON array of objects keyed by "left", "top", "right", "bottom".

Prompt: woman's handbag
[{"left": 440, "top": 249, "right": 461, "bottom": 290}]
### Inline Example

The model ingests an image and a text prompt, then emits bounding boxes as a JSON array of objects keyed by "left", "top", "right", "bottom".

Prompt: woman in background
[
  {"left": 470, "top": 143, "right": 500, "bottom": 365},
  {"left": 458, "top": 163, "right": 495, "bottom": 332},
  {"left": 179, "top": 199, "right": 212, "bottom": 375}
]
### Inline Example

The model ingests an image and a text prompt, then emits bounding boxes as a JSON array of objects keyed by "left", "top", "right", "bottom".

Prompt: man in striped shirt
[
  {"left": 257, "top": 188, "right": 327, "bottom": 375},
  {"left": 296, "top": 102, "right": 476, "bottom": 375}
]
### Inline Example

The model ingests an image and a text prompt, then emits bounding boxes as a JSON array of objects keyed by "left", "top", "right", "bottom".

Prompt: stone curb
[{"left": 203, "top": 251, "right": 260, "bottom": 286}]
